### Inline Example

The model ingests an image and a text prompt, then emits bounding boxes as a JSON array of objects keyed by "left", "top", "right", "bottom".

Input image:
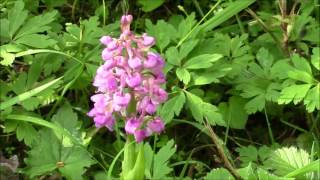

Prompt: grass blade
[
  {"left": 0, "top": 77, "right": 62, "bottom": 110},
  {"left": 199, "top": 0, "right": 256, "bottom": 32}
]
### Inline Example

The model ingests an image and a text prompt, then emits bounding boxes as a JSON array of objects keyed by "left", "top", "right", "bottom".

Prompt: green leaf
[
  {"left": 0, "top": 77, "right": 62, "bottom": 110},
  {"left": 264, "top": 147, "right": 313, "bottom": 179},
  {"left": 165, "top": 47, "right": 180, "bottom": 66},
  {"left": 236, "top": 145, "right": 258, "bottom": 166},
  {"left": 218, "top": 96, "right": 248, "bottom": 129},
  {"left": 51, "top": 104, "right": 81, "bottom": 146},
  {"left": 202, "top": 102, "right": 224, "bottom": 126},
  {"left": 183, "top": 54, "right": 222, "bottom": 69},
  {"left": 152, "top": 140, "right": 176, "bottom": 179},
  {"left": 291, "top": 54, "right": 312, "bottom": 75},
  {"left": 278, "top": 84, "right": 312, "bottom": 105},
  {"left": 177, "top": 13, "right": 197, "bottom": 39},
  {"left": 26, "top": 61, "right": 42, "bottom": 88},
  {"left": 15, "top": 11, "right": 58, "bottom": 39},
  {"left": 237, "top": 163, "right": 257, "bottom": 180},
  {"left": 185, "top": 91, "right": 204, "bottom": 123},
  {"left": 236, "top": 48, "right": 281, "bottom": 114},
  {"left": 179, "top": 39, "right": 199, "bottom": 60},
  {"left": 311, "top": 48, "right": 320, "bottom": 70},
  {"left": 304, "top": 84, "right": 320, "bottom": 112},
  {"left": 160, "top": 91, "right": 186, "bottom": 123},
  {"left": 193, "top": 66, "right": 231, "bottom": 85},
  {"left": 256, "top": 48, "right": 274, "bottom": 71},
  {"left": 6, "top": 114, "right": 79, "bottom": 145},
  {"left": 146, "top": 20, "right": 177, "bottom": 51},
  {"left": 8, "top": 1, "right": 28, "bottom": 37},
  {"left": 0, "top": 50, "right": 15, "bottom": 66},
  {"left": 204, "top": 168, "right": 234, "bottom": 180},
  {"left": 0, "top": 19, "right": 10, "bottom": 39},
  {"left": 16, "top": 122, "right": 38, "bottom": 146},
  {"left": 176, "top": 68, "right": 191, "bottom": 85},
  {"left": 287, "top": 70, "right": 314, "bottom": 84},
  {"left": 15, "top": 34, "right": 56, "bottom": 48},
  {"left": 138, "top": 0, "right": 165, "bottom": 12},
  {"left": 24, "top": 129, "right": 94, "bottom": 179},
  {"left": 257, "top": 168, "right": 294, "bottom": 180},
  {"left": 21, "top": 97, "right": 40, "bottom": 111}
]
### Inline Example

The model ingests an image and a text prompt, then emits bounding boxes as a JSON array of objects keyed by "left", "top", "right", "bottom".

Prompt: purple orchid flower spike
[{"left": 88, "top": 14, "right": 167, "bottom": 143}]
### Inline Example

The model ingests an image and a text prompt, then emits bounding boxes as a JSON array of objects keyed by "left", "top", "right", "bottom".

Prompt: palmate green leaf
[
  {"left": 236, "top": 48, "right": 281, "bottom": 114},
  {"left": 183, "top": 54, "right": 222, "bottom": 69},
  {"left": 177, "top": 13, "right": 197, "bottom": 39},
  {"left": 291, "top": 55, "right": 312, "bottom": 75},
  {"left": 8, "top": 1, "right": 28, "bottom": 37},
  {"left": 278, "top": 84, "right": 312, "bottom": 105},
  {"left": 304, "top": 84, "right": 320, "bottom": 112},
  {"left": 24, "top": 129, "right": 94, "bottom": 179},
  {"left": 15, "top": 34, "right": 57, "bottom": 48},
  {"left": 51, "top": 104, "right": 81, "bottom": 146},
  {"left": 204, "top": 168, "right": 234, "bottom": 180},
  {"left": 179, "top": 39, "right": 199, "bottom": 60},
  {"left": 236, "top": 145, "right": 258, "bottom": 166},
  {"left": 152, "top": 140, "right": 176, "bottom": 179},
  {"left": 64, "top": 16, "right": 103, "bottom": 47},
  {"left": 193, "top": 65, "right": 231, "bottom": 85},
  {"left": 22, "top": 105, "right": 93, "bottom": 179},
  {"left": 15, "top": 11, "right": 58, "bottom": 39},
  {"left": 81, "top": 16, "right": 104, "bottom": 45},
  {"left": 185, "top": 91, "right": 203, "bottom": 123},
  {"left": 4, "top": 121, "right": 38, "bottom": 146},
  {"left": 264, "top": 147, "right": 313, "bottom": 179},
  {"left": 146, "top": 19, "right": 177, "bottom": 51},
  {"left": 218, "top": 96, "right": 248, "bottom": 129},
  {"left": 202, "top": 102, "right": 224, "bottom": 126},
  {"left": 165, "top": 47, "right": 180, "bottom": 66},
  {"left": 160, "top": 91, "right": 185, "bottom": 123},
  {"left": 237, "top": 163, "right": 257, "bottom": 180},
  {"left": 287, "top": 70, "right": 314, "bottom": 84},
  {"left": 176, "top": 68, "right": 190, "bottom": 85},
  {"left": 185, "top": 91, "right": 223, "bottom": 125}
]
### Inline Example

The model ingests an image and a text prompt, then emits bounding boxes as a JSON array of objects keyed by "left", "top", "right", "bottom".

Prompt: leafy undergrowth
[{"left": 0, "top": 0, "right": 319, "bottom": 179}]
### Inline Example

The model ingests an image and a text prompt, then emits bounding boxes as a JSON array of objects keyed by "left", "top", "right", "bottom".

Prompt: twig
[{"left": 204, "top": 119, "right": 242, "bottom": 180}]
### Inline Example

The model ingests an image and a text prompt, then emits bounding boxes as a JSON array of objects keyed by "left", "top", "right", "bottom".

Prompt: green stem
[
  {"left": 246, "top": 8, "right": 284, "bottom": 54},
  {"left": 192, "top": 0, "right": 205, "bottom": 18},
  {"left": 176, "top": 0, "right": 222, "bottom": 48},
  {"left": 264, "top": 107, "right": 275, "bottom": 144},
  {"left": 102, "top": 0, "right": 106, "bottom": 26}
]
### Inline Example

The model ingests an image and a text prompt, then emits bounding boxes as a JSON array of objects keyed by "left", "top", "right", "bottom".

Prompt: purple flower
[
  {"left": 144, "top": 53, "right": 158, "bottom": 68},
  {"left": 141, "top": 33, "right": 155, "bottom": 47},
  {"left": 88, "top": 14, "right": 168, "bottom": 142},
  {"left": 102, "top": 48, "right": 113, "bottom": 60},
  {"left": 133, "top": 129, "right": 147, "bottom": 143},
  {"left": 93, "top": 114, "right": 115, "bottom": 131},
  {"left": 147, "top": 117, "right": 165, "bottom": 134},
  {"left": 100, "top": 36, "right": 113, "bottom": 46},
  {"left": 128, "top": 56, "right": 142, "bottom": 69},
  {"left": 113, "top": 93, "right": 131, "bottom": 111},
  {"left": 125, "top": 118, "right": 142, "bottom": 134},
  {"left": 126, "top": 72, "right": 142, "bottom": 88},
  {"left": 93, "top": 71, "right": 117, "bottom": 92},
  {"left": 107, "top": 40, "right": 118, "bottom": 51}
]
